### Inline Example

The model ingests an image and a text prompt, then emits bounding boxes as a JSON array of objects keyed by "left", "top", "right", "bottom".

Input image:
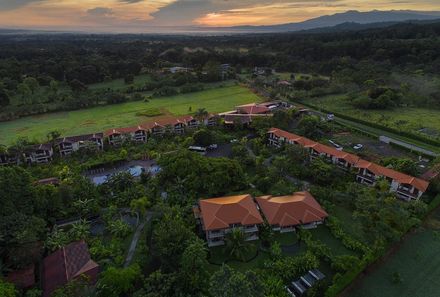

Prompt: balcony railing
[
  {"left": 357, "top": 173, "right": 376, "bottom": 183},
  {"left": 208, "top": 230, "right": 225, "bottom": 238},
  {"left": 396, "top": 187, "right": 417, "bottom": 200},
  {"left": 244, "top": 225, "right": 258, "bottom": 233},
  {"left": 208, "top": 240, "right": 225, "bottom": 247}
]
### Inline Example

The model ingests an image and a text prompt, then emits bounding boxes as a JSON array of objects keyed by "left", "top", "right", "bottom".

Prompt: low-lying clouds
[{"left": 0, "top": 0, "right": 438, "bottom": 32}]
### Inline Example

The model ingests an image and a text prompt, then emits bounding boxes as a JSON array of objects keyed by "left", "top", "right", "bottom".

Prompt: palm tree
[
  {"left": 70, "top": 219, "right": 90, "bottom": 241},
  {"left": 45, "top": 227, "right": 70, "bottom": 252},
  {"left": 225, "top": 228, "right": 252, "bottom": 261},
  {"left": 194, "top": 108, "right": 209, "bottom": 124},
  {"left": 0, "top": 144, "right": 7, "bottom": 154},
  {"left": 130, "top": 196, "right": 150, "bottom": 225},
  {"left": 73, "top": 198, "right": 97, "bottom": 219}
]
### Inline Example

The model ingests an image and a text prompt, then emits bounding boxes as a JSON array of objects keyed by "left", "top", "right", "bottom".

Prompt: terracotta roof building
[
  {"left": 56, "top": 133, "right": 104, "bottom": 156},
  {"left": 42, "top": 241, "right": 99, "bottom": 297},
  {"left": 236, "top": 103, "right": 271, "bottom": 115},
  {"left": 256, "top": 192, "right": 328, "bottom": 233},
  {"left": 197, "top": 194, "right": 263, "bottom": 247},
  {"left": 267, "top": 128, "right": 430, "bottom": 201},
  {"left": 7, "top": 265, "right": 36, "bottom": 289}
]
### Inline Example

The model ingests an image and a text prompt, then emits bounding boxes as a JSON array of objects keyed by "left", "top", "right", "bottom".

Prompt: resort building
[
  {"left": 267, "top": 128, "right": 430, "bottom": 201},
  {"left": 42, "top": 241, "right": 99, "bottom": 297},
  {"left": 105, "top": 126, "right": 148, "bottom": 146},
  {"left": 0, "top": 150, "right": 20, "bottom": 166},
  {"left": 256, "top": 192, "right": 328, "bottom": 233},
  {"left": 56, "top": 133, "right": 104, "bottom": 156},
  {"left": 194, "top": 194, "right": 263, "bottom": 247},
  {"left": 24, "top": 144, "right": 54, "bottom": 164}
]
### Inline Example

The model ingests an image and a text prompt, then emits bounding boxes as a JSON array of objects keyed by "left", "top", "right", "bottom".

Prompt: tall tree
[
  {"left": 209, "top": 265, "right": 263, "bottom": 297},
  {"left": 225, "top": 228, "right": 252, "bottom": 261},
  {"left": 180, "top": 237, "right": 209, "bottom": 295}
]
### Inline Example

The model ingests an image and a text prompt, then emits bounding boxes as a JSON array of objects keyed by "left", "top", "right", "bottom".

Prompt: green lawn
[
  {"left": 310, "top": 225, "right": 357, "bottom": 256},
  {"left": 207, "top": 241, "right": 270, "bottom": 273},
  {"left": 348, "top": 204, "right": 440, "bottom": 297},
  {"left": 331, "top": 205, "right": 369, "bottom": 245},
  {"left": 0, "top": 85, "right": 262, "bottom": 145},
  {"left": 308, "top": 95, "right": 440, "bottom": 141},
  {"left": 348, "top": 229, "right": 440, "bottom": 297}
]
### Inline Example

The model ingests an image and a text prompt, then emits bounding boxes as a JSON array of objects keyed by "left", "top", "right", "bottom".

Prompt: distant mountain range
[
  {"left": 222, "top": 10, "right": 440, "bottom": 33},
  {"left": 1, "top": 10, "right": 440, "bottom": 35}
]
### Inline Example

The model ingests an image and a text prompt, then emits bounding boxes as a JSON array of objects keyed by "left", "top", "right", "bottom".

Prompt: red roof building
[
  {"left": 236, "top": 103, "right": 271, "bottom": 115},
  {"left": 197, "top": 194, "right": 263, "bottom": 247},
  {"left": 42, "top": 241, "right": 99, "bottom": 297},
  {"left": 7, "top": 265, "right": 36, "bottom": 289},
  {"left": 267, "top": 127, "right": 430, "bottom": 201},
  {"left": 256, "top": 192, "right": 328, "bottom": 232}
]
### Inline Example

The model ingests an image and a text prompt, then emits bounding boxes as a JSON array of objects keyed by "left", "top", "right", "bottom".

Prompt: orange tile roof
[
  {"left": 268, "top": 128, "right": 430, "bottom": 192},
  {"left": 355, "top": 160, "right": 429, "bottom": 192},
  {"left": 237, "top": 103, "right": 270, "bottom": 114},
  {"left": 199, "top": 194, "right": 263, "bottom": 231},
  {"left": 256, "top": 192, "right": 328, "bottom": 227},
  {"left": 104, "top": 126, "right": 146, "bottom": 136}
]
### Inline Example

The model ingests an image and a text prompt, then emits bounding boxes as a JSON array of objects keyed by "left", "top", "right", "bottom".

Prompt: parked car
[
  {"left": 208, "top": 144, "right": 218, "bottom": 150},
  {"left": 328, "top": 140, "right": 342, "bottom": 149},
  {"left": 353, "top": 144, "right": 363, "bottom": 150},
  {"left": 230, "top": 139, "right": 239, "bottom": 143}
]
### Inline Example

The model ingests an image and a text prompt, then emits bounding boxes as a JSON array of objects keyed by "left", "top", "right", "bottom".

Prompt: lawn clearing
[
  {"left": 207, "top": 241, "right": 270, "bottom": 273},
  {"left": 0, "top": 85, "right": 262, "bottom": 145},
  {"left": 308, "top": 95, "right": 440, "bottom": 141},
  {"left": 347, "top": 229, "right": 440, "bottom": 297},
  {"left": 310, "top": 225, "right": 357, "bottom": 256},
  {"left": 347, "top": 203, "right": 440, "bottom": 297}
]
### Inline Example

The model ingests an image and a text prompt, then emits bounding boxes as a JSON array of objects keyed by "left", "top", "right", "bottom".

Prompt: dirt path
[{"left": 124, "top": 212, "right": 152, "bottom": 267}]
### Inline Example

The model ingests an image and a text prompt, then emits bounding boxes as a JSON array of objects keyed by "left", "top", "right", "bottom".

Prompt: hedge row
[{"left": 297, "top": 100, "right": 440, "bottom": 148}]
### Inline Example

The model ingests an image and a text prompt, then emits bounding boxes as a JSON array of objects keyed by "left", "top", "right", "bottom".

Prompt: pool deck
[{"left": 85, "top": 160, "right": 157, "bottom": 182}]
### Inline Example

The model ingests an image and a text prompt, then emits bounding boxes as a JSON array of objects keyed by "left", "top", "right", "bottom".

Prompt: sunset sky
[{"left": 0, "top": 0, "right": 439, "bottom": 32}]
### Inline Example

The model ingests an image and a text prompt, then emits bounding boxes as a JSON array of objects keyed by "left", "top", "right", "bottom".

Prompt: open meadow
[
  {"left": 0, "top": 85, "right": 262, "bottom": 145},
  {"left": 307, "top": 95, "right": 440, "bottom": 140},
  {"left": 347, "top": 200, "right": 440, "bottom": 297}
]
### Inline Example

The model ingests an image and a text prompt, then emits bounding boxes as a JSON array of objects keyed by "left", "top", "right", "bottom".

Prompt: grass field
[
  {"left": 308, "top": 95, "right": 440, "bottom": 140},
  {"left": 0, "top": 85, "right": 262, "bottom": 145},
  {"left": 347, "top": 201, "right": 440, "bottom": 297}
]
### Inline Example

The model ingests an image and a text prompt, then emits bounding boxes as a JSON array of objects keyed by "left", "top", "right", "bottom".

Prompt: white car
[
  {"left": 353, "top": 144, "right": 363, "bottom": 150},
  {"left": 208, "top": 144, "right": 218, "bottom": 149},
  {"left": 328, "top": 140, "right": 342, "bottom": 149},
  {"left": 230, "top": 139, "right": 239, "bottom": 143}
]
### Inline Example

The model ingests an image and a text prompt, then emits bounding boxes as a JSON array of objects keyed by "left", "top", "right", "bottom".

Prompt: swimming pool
[{"left": 92, "top": 165, "right": 145, "bottom": 185}]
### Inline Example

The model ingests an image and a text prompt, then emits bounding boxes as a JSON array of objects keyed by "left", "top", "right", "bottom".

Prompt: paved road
[
  {"left": 124, "top": 211, "right": 153, "bottom": 267},
  {"left": 379, "top": 136, "right": 438, "bottom": 157}
]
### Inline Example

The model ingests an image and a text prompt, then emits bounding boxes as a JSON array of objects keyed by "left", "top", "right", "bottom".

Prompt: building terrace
[{"left": 268, "top": 128, "right": 430, "bottom": 201}]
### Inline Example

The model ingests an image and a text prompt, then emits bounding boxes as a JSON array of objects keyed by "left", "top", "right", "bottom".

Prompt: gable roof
[
  {"left": 237, "top": 103, "right": 270, "bottom": 114},
  {"left": 56, "top": 133, "right": 104, "bottom": 144},
  {"left": 356, "top": 160, "right": 429, "bottom": 192},
  {"left": 104, "top": 126, "right": 146, "bottom": 137},
  {"left": 43, "top": 241, "right": 99, "bottom": 297},
  {"left": 256, "top": 192, "right": 328, "bottom": 227},
  {"left": 268, "top": 128, "right": 429, "bottom": 192},
  {"left": 199, "top": 194, "right": 263, "bottom": 231}
]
